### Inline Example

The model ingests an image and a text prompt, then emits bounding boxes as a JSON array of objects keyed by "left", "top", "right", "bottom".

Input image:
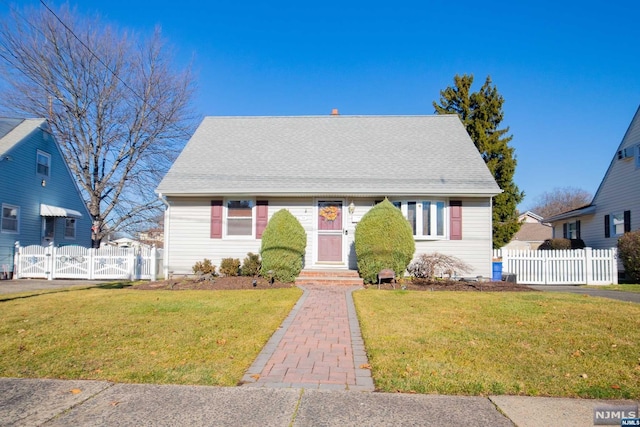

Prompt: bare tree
[
  {"left": 527, "top": 187, "right": 592, "bottom": 219},
  {"left": 0, "top": 4, "right": 197, "bottom": 246}
]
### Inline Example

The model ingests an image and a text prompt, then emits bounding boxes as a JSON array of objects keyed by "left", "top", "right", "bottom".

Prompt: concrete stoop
[{"left": 295, "top": 269, "right": 364, "bottom": 286}]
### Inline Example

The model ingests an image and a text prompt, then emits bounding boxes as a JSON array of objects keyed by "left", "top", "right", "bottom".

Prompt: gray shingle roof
[
  {"left": 0, "top": 118, "right": 44, "bottom": 156},
  {"left": 156, "top": 115, "right": 501, "bottom": 196}
]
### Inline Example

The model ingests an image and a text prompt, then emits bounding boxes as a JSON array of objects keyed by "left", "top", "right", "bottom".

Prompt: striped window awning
[{"left": 40, "top": 204, "right": 83, "bottom": 219}]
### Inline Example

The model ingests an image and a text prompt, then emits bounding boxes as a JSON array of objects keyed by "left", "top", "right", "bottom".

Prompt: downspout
[{"left": 158, "top": 193, "right": 171, "bottom": 279}]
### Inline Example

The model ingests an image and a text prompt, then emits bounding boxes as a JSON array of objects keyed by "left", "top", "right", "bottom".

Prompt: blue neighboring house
[{"left": 0, "top": 118, "right": 91, "bottom": 277}]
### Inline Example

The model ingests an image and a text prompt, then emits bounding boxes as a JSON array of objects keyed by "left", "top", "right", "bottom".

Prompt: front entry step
[{"left": 295, "top": 269, "right": 364, "bottom": 286}]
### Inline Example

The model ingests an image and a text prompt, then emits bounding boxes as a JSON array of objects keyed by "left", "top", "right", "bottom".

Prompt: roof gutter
[{"left": 544, "top": 205, "right": 596, "bottom": 223}]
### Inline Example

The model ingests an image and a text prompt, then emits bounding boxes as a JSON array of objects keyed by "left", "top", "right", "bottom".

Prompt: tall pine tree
[{"left": 433, "top": 74, "right": 523, "bottom": 248}]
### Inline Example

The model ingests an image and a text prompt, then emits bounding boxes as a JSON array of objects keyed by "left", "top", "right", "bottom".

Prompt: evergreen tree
[{"left": 433, "top": 74, "right": 524, "bottom": 248}]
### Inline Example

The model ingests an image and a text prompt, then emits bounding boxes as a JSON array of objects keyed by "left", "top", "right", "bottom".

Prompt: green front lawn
[
  {"left": 354, "top": 290, "right": 640, "bottom": 398},
  {"left": 0, "top": 287, "right": 302, "bottom": 386}
]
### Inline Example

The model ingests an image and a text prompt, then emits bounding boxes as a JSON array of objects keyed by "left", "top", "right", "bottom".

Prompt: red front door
[{"left": 317, "top": 201, "right": 343, "bottom": 262}]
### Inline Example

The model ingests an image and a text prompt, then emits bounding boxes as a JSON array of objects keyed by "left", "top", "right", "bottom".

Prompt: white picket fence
[
  {"left": 493, "top": 248, "right": 618, "bottom": 285},
  {"left": 13, "top": 242, "right": 163, "bottom": 281}
]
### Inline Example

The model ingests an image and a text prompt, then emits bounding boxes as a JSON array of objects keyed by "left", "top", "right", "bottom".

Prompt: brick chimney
[{"left": 331, "top": 108, "right": 339, "bottom": 116}]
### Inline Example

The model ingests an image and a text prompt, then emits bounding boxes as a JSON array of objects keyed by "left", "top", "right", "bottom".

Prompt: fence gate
[
  {"left": 16, "top": 245, "right": 49, "bottom": 279},
  {"left": 53, "top": 245, "right": 90, "bottom": 279},
  {"left": 494, "top": 248, "right": 618, "bottom": 285}
]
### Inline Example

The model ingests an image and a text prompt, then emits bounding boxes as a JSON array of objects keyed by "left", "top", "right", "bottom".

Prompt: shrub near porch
[{"left": 354, "top": 290, "right": 640, "bottom": 398}]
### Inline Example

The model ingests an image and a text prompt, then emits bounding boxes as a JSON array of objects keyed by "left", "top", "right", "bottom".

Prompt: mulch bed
[
  {"left": 133, "top": 276, "right": 535, "bottom": 292},
  {"left": 390, "top": 278, "right": 536, "bottom": 292}
]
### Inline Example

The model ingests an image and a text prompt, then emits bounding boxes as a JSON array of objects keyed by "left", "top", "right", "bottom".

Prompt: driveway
[
  {"left": 528, "top": 285, "right": 640, "bottom": 303},
  {"left": 0, "top": 279, "right": 115, "bottom": 295}
]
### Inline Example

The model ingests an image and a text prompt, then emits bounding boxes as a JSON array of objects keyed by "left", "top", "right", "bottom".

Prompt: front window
[
  {"left": 37, "top": 150, "right": 51, "bottom": 176},
  {"left": 64, "top": 218, "right": 76, "bottom": 239},
  {"left": 399, "top": 200, "right": 446, "bottom": 238},
  {"left": 227, "top": 200, "right": 253, "bottom": 236},
  {"left": 611, "top": 212, "right": 625, "bottom": 236},
  {"left": 1, "top": 204, "right": 19, "bottom": 233}
]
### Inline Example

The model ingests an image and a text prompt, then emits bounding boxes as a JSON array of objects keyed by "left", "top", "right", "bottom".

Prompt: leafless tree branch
[{"left": 0, "top": 4, "right": 198, "bottom": 246}]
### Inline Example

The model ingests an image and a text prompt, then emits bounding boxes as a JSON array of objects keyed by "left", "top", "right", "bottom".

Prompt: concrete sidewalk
[{"left": 1, "top": 378, "right": 638, "bottom": 426}]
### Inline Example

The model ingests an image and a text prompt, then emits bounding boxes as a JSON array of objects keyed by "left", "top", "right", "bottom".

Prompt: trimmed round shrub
[
  {"left": 260, "top": 209, "right": 307, "bottom": 283},
  {"left": 354, "top": 199, "right": 415, "bottom": 284},
  {"left": 618, "top": 230, "right": 640, "bottom": 283}
]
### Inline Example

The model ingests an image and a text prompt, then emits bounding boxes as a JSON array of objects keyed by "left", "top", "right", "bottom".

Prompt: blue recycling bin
[{"left": 492, "top": 261, "right": 503, "bottom": 281}]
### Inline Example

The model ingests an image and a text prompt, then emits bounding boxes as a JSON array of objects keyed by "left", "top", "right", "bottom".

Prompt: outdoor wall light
[
  {"left": 41, "top": 179, "right": 46, "bottom": 187},
  {"left": 348, "top": 202, "right": 355, "bottom": 215}
]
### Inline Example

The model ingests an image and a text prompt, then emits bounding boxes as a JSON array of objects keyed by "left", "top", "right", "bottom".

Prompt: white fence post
[
  {"left": 46, "top": 242, "right": 54, "bottom": 281},
  {"left": 13, "top": 241, "right": 20, "bottom": 279},
  {"left": 584, "top": 248, "right": 593, "bottom": 285},
  {"left": 88, "top": 247, "right": 95, "bottom": 280},
  {"left": 612, "top": 248, "right": 619, "bottom": 285},
  {"left": 150, "top": 246, "right": 157, "bottom": 281},
  {"left": 127, "top": 248, "right": 135, "bottom": 280}
]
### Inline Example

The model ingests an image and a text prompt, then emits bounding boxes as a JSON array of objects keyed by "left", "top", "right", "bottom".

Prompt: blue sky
[{"left": 6, "top": 1, "right": 640, "bottom": 210}]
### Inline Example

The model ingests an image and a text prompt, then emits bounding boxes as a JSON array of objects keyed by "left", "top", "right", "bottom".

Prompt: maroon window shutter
[
  {"left": 210, "top": 200, "right": 223, "bottom": 239},
  {"left": 576, "top": 220, "right": 581, "bottom": 239},
  {"left": 450, "top": 200, "right": 462, "bottom": 240},
  {"left": 256, "top": 200, "right": 268, "bottom": 238},
  {"left": 562, "top": 223, "right": 568, "bottom": 238},
  {"left": 624, "top": 210, "right": 631, "bottom": 233},
  {"left": 604, "top": 215, "right": 610, "bottom": 238}
]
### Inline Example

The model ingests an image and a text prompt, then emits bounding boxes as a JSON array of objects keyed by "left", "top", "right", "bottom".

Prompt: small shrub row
[
  {"left": 191, "top": 252, "right": 262, "bottom": 278},
  {"left": 190, "top": 208, "right": 307, "bottom": 284}
]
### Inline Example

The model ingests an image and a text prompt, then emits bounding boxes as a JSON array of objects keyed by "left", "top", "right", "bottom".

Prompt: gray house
[
  {"left": 0, "top": 118, "right": 91, "bottom": 276},
  {"left": 545, "top": 105, "right": 640, "bottom": 254},
  {"left": 156, "top": 114, "right": 501, "bottom": 278}
]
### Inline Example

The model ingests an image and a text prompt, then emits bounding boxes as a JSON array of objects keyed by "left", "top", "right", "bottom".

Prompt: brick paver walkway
[{"left": 242, "top": 285, "right": 374, "bottom": 391}]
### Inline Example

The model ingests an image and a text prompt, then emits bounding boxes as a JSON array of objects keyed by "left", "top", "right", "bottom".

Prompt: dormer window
[{"left": 37, "top": 150, "right": 51, "bottom": 176}]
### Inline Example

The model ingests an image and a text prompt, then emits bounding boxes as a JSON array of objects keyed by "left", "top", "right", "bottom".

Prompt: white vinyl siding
[
  {"left": 164, "top": 196, "right": 495, "bottom": 277},
  {"left": 558, "top": 108, "right": 640, "bottom": 251}
]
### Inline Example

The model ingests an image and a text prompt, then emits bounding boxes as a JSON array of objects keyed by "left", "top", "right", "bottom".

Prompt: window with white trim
[
  {"left": 567, "top": 221, "right": 579, "bottom": 239},
  {"left": 226, "top": 200, "right": 254, "bottom": 236},
  {"left": 64, "top": 218, "right": 76, "bottom": 239},
  {"left": 36, "top": 150, "right": 51, "bottom": 176},
  {"left": 1, "top": 204, "right": 19, "bottom": 233},
  {"left": 611, "top": 212, "right": 625, "bottom": 236},
  {"left": 399, "top": 200, "right": 446, "bottom": 238}
]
